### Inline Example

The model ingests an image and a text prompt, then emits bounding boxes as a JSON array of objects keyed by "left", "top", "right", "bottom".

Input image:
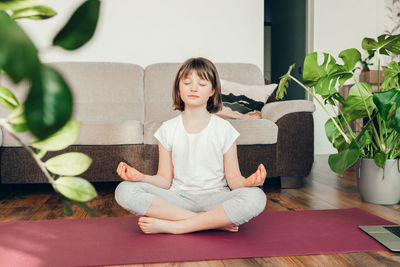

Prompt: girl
[{"left": 115, "top": 57, "right": 267, "bottom": 234}]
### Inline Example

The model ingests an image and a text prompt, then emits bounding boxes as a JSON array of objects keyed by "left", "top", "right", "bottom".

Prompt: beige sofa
[{"left": 0, "top": 62, "right": 315, "bottom": 188}]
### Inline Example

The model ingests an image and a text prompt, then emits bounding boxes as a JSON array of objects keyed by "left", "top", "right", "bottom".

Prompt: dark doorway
[{"left": 265, "top": 0, "right": 307, "bottom": 100}]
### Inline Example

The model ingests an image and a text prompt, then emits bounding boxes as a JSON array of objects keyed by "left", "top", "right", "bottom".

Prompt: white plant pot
[{"left": 356, "top": 158, "right": 400, "bottom": 205}]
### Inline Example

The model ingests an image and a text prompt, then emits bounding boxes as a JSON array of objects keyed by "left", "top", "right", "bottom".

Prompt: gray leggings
[{"left": 114, "top": 181, "right": 267, "bottom": 225}]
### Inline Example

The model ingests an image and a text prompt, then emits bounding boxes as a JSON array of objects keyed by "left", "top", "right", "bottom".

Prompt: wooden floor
[{"left": 1, "top": 155, "right": 400, "bottom": 266}]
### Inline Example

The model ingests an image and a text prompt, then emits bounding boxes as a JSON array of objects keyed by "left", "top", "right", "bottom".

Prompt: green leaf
[
  {"left": 374, "top": 152, "right": 387, "bottom": 168},
  {"left": 53, "top": 0, "right": 100, "bottom": 50},
  {"left": 324, "top": 116, "right": 349, "bottom": 152},
  {"left": 45, "top": 152, "right": 92, "bottom": 176},
  {"left": 382, "top": 61, "right": 400, "bottom": 91},
  {"left": 303, "top": 52, "right": 336, "bottom": 87},
  {"left": 336, "top": 48, "right": 361, "bottom": 72},
  {"left": 328, "top": 141, "right": 360, "bottom": 175},
  {"left": 276, "top": 64, "right": 295, "bottom": 100},
  {"left": 70, "top": 200, "right": 98, "bottom": 217},
  {"left": 373, "top": 88, "right": 400, "bottom": 121},
  {"left": 362, "top": 34, "right": 400, "bottom": 56},
  {"left": 25, "top": 65, "right": 73, "bottom": 139},
  {"left": 11, "top": 5, "right": 56, "bottom": 20},
  {"left": 62, "top": 198, "right": 73, "bottom": 216},
  {"left": 8, "top": 105, "right": 28, "bottom": 132},
  {"left": 342, "top": 82, "right": 375, "bottom": 120},
  {"left": 0, "top": 85, "right": 19, "bottom": 110},
  {"left": 54, "top": 176, "right": 97, "bottom": 202},
  {"left": 0, "top": 11, "right": 40, "bottom": 83},
  {"left": 0, "top": 0, "right": 37, "bottom": 11},
  {"left": 31, "top": 120, "right": 81, "bottom": 151},
  {"left": 390, "top": 106, "right": 400, "bottom": 134}
]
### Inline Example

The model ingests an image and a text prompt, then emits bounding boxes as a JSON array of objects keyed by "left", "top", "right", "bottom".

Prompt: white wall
[
  {"left": 19, "top": 0, "right": 264, "bottom": 70},
  {"left": 311, "top": 0, "right": 386, "bottom": 154}
]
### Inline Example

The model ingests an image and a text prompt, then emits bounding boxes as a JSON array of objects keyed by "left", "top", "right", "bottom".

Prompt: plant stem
[
  {"left": 378, "top": 56, "right": 381, "bottom": 91},
  {"left": 0, "top": 119, "right": 55, "bottom": 185},
  {"left": 358, "top": 81, "right": 385, "bottom": 151},
  {"left": 386, "top": 133, "right": 400, "bottom": 155},
  {"left": 290, "top": 75, "right": 351, "bottom": 144}
]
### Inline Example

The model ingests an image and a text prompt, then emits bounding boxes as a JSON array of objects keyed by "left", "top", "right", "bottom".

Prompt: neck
[{"left": 182, "top": 105, "right": 210, "bottom": 120}]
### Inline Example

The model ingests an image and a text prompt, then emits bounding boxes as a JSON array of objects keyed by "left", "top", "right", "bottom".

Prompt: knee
[
  {"left": 239, "top": 187, "right": 267, "bottom": 215},
  {"left": 114, "top": 181, "right": 154, "bottom": 215},
  {"left": 114, "top": 181, "right": 132, "bottom": 208},
  {"left": 114, "top": 181, "right": 146, "bottom": 208}
]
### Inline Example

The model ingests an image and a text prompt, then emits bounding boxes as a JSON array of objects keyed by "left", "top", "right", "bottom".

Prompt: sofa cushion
[
  {"left": 144, "top": 63, "right": 265, "bottom": 122},
  {"left": 144, "top": 118, "right": 277, "bottom": 145},
  {"left": 50, "top": 62, "right": 145, "bottom": 123},
  {"left": 2, "top": 120, "right": 143, "bottom": 146}
]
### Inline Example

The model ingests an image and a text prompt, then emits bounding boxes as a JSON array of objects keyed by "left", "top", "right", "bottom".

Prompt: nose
[{"left": 190, "top": 83, "right": 198, "bottom": 92}]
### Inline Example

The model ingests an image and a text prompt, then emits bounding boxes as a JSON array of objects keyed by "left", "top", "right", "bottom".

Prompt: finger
[{"left": 116, "top": 162, "right": 122, "bottom": 173}]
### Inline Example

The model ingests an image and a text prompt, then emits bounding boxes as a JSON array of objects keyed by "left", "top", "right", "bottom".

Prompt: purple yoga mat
[{"left": 0, "top": 208, "right": 395, "bottom": 267}]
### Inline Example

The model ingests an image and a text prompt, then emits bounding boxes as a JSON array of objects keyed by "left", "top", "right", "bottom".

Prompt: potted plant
[{"left": 276, "top": 33, "right": 400, "bottom": 205}]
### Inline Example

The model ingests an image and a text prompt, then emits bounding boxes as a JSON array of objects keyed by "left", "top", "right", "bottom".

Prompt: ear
[{"left": 209, "top": 88, "right": 215, "bottom": 97}]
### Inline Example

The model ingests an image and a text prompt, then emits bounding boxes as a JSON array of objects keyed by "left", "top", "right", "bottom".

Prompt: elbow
[
  {"left": 157, "top": 172, "right": 173, "bottom": 189},
  {"left": 227, "top": 176, "right": 244, "bottom": 190}
]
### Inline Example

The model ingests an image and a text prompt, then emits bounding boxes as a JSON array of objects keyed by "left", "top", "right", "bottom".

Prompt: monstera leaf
[
  {"left": 303, "top": 49, "right": 360, "bottom": 97},
  {"left": 362, "top": 34, "right": 400, "bottom": 56},
  {"left": 342, "top": 82, "right": 375, "bottom": 120},
  {"left": 373, "top": 88, "right": 400, "bottom": 121}
]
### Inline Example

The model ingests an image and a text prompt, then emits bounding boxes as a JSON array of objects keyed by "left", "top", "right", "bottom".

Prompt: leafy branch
[{"left": 0, "top": 0, "right": 101, "bottom": 216}]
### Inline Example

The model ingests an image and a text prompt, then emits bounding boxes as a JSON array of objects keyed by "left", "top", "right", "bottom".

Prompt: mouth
[{"left": 188, "top": 95, "right": 200, "bottom": 98}]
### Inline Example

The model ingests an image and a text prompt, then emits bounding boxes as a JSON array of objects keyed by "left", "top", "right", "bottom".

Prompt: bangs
[{"left": 179, "top": 59, "right": 214, "bottom": 81}]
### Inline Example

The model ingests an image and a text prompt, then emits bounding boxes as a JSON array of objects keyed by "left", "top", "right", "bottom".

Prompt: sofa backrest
[
  {"left": 144, "top": 62, "right": 264, "bottom": 122},
  {"left": 51, "top": 62, "right": 145, "bottom": 123}
]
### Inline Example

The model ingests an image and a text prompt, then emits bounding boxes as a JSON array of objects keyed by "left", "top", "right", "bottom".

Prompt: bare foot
[
  {"left": 138, "top": 217, "right": 181, "bottom": 234},
  {"left": 116, "top": 162, "right": 145, "bottom": 181},
  {"left": 199, "top": 211, "right": 238, "bottom": 232},
  {"left": 219, "top": 224, "right": 239, "bottom": 232},
  {"left": 138, "top": 216, "right": 238, "bottom": 234}
]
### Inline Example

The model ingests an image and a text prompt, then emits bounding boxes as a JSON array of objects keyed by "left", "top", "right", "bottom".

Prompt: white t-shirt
[{"left": 154, "top": 114, "right": 240, "bottom": 193}]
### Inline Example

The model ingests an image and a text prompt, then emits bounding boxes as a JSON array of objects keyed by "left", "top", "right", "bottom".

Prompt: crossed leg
[
  {"left": 139, "top": 203, "right": 235, "bottom": 234},
  {"left": 142, "top": 196, "right": 238, "bottom": 233}
]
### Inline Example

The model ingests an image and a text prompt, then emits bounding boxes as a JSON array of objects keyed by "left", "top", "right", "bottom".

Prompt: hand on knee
[
  {"left": 116, "top": 162, "right": 145, "bottom": 181},
  {"left": 243, "top": 164, "right": 267, "bottom": 187}
]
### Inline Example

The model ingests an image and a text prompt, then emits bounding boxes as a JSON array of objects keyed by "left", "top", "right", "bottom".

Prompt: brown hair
[{"left": 172, "top": 57, "right": 222, "bottom": 113}]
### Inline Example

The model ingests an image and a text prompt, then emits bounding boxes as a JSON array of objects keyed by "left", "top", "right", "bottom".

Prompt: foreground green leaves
[
  {"left": 11, "top": 5, "right": 57, "bottom": 20},
  {"left": 0, "top": 0, "right": 37, "bottom": 11},
  {"left": 53, "top": 0, "right": 100, "bottom": 50},
  {"left": 0, "top": 85, "right": 19, "bottom": 110},
  {"left": 1, "top": 0, "right": 100, "bottom": 216},
  {"left": 0, "top": 11, "right": 40, "bottom": 83},
  {"left": 25, "top": 65, "right": 73, "bottom": 139},
  {"left": 45, "top": 152, "right": 92, "bottom": 176},
  {"left": 54, "top": 177, "right": 97, "bottom": 202},
  {"left": 31, "top": 120, "right": 81, "bottom": 151}
]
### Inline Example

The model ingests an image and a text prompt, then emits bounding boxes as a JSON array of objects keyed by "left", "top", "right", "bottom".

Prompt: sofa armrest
[
  {"left": 261, "top": 100, "right": 315, "bottom": 122},
  {"left": 262, "top": 100, "right": 315, "bottom": 177}
]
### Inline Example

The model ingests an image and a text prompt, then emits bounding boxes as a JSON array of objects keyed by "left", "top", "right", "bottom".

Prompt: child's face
[{"left": 179, "top": 71, "right": 215, "bottom": 110}]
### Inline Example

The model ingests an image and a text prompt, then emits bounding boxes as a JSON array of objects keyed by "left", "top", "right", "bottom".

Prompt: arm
[
  {"left": 116, "top": 142, "right": 173, "bottom": 189},
  {"left": 223, "top": 142, "right": 267, "bottom": 190}
]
